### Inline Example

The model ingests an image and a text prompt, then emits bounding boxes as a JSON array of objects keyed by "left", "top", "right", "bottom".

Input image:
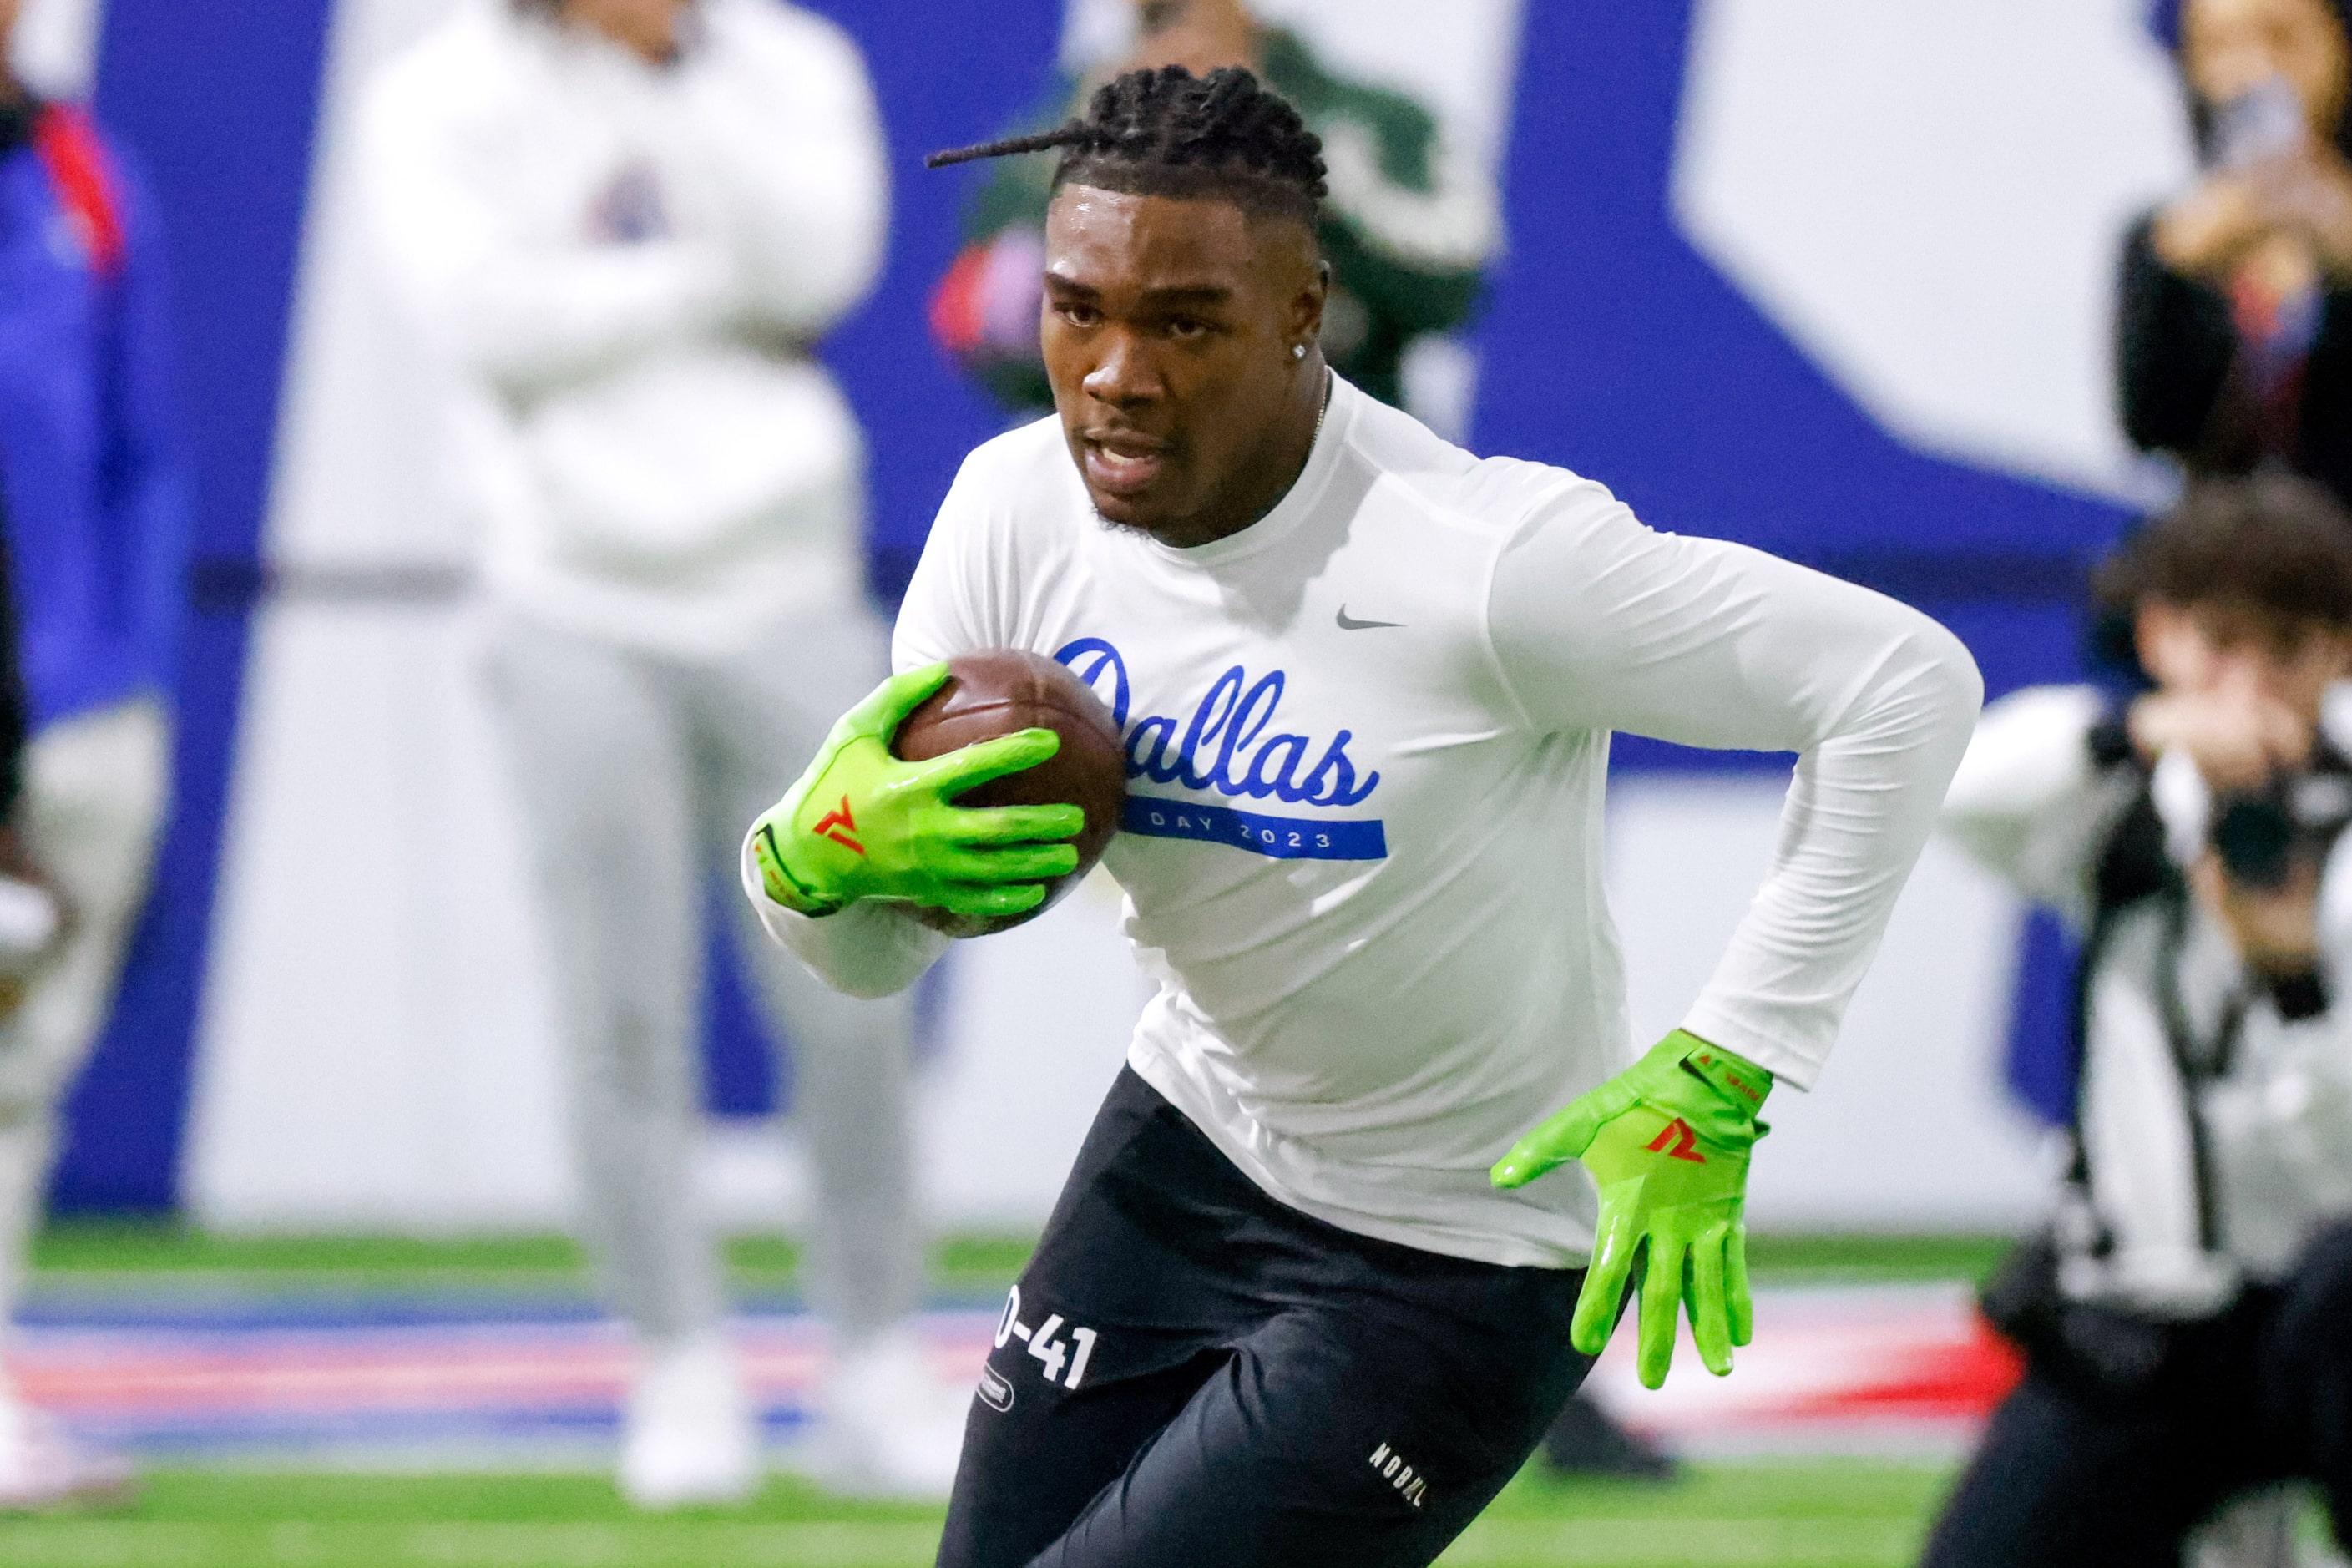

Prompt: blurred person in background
[
  {"left": 1929, "top": 475, "right": 2352, "bottom": 1567},
  {"left": 0, "top": 0, "right": 187, "bottom": 1515},
  {"left": 930, "top": 0, "right": 1496, "bottom": 423},
  {"left": 0, "top": 510, "right": 72, "bottom": 1518},
  {"left": 361, "top": 0, "right": 959, "bottom": 1507},
  {"left": 2123, "top": 0, "right": 2352, "bottom": 509}
]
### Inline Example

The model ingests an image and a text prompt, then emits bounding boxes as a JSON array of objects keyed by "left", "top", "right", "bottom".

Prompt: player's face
[{"left": 1041, "top": 185, "right": 1327, "bottom": 546}]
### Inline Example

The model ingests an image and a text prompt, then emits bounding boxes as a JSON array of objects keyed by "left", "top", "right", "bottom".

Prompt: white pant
[
  {"left": 0, "top": 699, "right": 171, "bottom": 1332},
  {"left": 486, "top": 609, "right": 921, "bottom": 1351}
]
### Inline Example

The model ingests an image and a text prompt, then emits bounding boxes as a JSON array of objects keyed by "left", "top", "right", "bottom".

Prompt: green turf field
[
  {"left": 23, "top": 1223, "right": 1049, "bottom": 1300},
  {"left": 0, "top": 1462, "right": 1955, "bottom": 1567},
  {"left": 1, "top": 1225, "right": 1999, "bottom": 1566},
  {"left": 27, "top": 1221, "right": 2006, "bottom": 1296}
]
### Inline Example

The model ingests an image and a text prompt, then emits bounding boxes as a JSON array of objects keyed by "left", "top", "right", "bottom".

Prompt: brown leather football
[{"left": 890, "top": 650, "right": 1125, "bottom": 937}]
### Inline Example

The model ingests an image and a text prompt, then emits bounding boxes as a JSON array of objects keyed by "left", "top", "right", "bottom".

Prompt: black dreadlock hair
[{"left": 926, "top": 66, "right": 1327, "bottom": 227}]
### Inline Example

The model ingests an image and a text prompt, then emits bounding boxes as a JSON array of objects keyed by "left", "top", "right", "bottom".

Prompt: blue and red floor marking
[
  {"left": 8, "top": 1285, "right": 2017, "bottom": 1464},
  {"left": 11, "top": 1292, "right": 998, "bottom": 1465}
]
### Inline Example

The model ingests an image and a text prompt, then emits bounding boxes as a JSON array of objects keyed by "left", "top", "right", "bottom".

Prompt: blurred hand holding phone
[
  {"left": 2217, "top": 75, "right": 2309, "bottom": 169},
  {"left": 2155, "top": 73, "right": 2352, "bottom": 304}
]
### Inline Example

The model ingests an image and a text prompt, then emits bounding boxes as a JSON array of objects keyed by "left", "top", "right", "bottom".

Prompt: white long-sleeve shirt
[
  {"left": 360, "top": 0, "right": 887, "bottom": 655},
  {"left": 1943, "top": 686, "right": 2352, "bottom": 1313},
  {"left": 746, "top": 380, "right": 1981, "bottom": 1267}
]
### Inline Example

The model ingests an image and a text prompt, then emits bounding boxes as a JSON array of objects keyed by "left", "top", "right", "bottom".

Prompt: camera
[{"left": 2211, "top": 771, "right": 2352, "bottom": 890}]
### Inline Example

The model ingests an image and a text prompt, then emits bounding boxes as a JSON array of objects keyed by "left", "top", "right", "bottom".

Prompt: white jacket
[
  {"left": 1943, "top": 685, "right": 2352, "bottom": 1315},
  {"left": 360, "top": 0, "right": 888, "bottom": 655}
]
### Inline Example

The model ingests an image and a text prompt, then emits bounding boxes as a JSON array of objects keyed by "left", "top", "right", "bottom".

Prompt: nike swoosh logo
[{"left": 1336, "top": 606, "right": 1404, "bottom": 631}]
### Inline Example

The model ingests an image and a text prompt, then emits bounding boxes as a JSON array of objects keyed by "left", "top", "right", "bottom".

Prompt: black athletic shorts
[{"left": 936, "top": 1066, "right": 1595, "bottom": 1568}]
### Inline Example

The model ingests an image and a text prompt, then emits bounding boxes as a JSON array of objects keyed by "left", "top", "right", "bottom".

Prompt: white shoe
[
  {"left": 813, "top": 1328, "right": 969, "bottom": 1500},
  {"left": 0, "top": 1399, "right": 136, "bottom": 1514},
  {"left": 618, "top": 1333, "right": 760, "bottom": 1510}
]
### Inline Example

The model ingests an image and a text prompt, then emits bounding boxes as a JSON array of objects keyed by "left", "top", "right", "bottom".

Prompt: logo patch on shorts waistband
[
  {"left": 977, "top": 1363, "right": 1014, "bottom": 1413},
  {"left": 1369, "top": 1442, "right": 1428, "bottom": 1508}
]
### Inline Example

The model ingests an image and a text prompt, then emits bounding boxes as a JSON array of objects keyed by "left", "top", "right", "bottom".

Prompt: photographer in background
[
  {"left": 1928, "top": 475, "right": 2352, "bottom": 1566},
  {"left": 2123, "top": 0, "right": 2352, "bottom": 508}
]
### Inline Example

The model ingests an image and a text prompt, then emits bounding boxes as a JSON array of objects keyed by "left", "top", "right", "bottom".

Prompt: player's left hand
[{"left": 1490, "top": 1031, "right": 1771, "bottom": 1389}]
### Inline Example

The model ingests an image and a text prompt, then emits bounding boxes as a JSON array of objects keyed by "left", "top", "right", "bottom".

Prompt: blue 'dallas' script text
[{"left": 1055, "top": 637, "right": 1381, "bottom": 808}]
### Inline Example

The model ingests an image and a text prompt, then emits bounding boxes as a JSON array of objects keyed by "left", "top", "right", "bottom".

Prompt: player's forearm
[
  {"left": 1684, "top": 610, "right": 1982, "bottom": 1086},
  {"left": 738, "top": 833, "right": 949, "bottom": 998},
  {"left": 1489, "top": 496, "right": 1980, "bottom": 1080}
]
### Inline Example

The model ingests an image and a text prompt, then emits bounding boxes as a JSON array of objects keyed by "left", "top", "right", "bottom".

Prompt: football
[{"left": 891, "top": 649, "right": 1125, "bottom": 936}]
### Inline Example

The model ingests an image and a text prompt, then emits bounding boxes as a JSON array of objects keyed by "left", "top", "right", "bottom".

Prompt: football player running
[{"left": 743, "top": 66, "right": 1981, "bottom": 1568}]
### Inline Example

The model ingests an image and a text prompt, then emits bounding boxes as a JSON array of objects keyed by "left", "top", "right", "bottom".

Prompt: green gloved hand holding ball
[{"left": 750, "top": 663, "right": 1085, "bottom": 922}]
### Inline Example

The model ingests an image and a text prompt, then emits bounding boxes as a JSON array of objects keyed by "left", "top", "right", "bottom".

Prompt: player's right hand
[{"left": 748, "top": 663, "right": 1085, "bottom": 920}]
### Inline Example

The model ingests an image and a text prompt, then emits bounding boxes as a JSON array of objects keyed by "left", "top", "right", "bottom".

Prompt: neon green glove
[
  {"left": 1491, "top": 1030, "right": 1771, "bottom": 1389},
  {"left": 750, "top": 663, "right": 1085, "bottom": 921}
]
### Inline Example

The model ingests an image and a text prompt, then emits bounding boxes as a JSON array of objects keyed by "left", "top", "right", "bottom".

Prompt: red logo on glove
[
  {"left": 813, "top": 797, "right": 865, "bottom": 855},
  {"left": 1645, "top": 1117, "right": 1706, "bottom": 1164}
]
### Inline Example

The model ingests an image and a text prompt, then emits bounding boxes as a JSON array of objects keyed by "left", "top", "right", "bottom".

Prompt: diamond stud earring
[{"left": 1292, "top": 344, "right": 1307, "bottom": 360}]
